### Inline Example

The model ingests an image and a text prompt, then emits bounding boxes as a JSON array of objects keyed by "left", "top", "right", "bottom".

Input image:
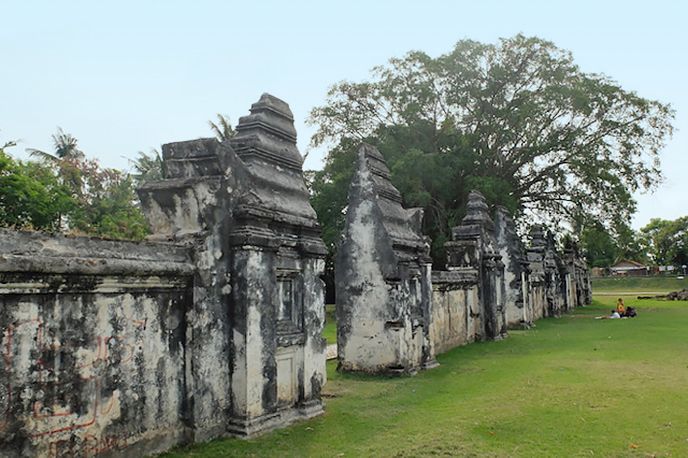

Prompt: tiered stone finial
[
  {"left": 530, "top": 224, "right": 547, "bottom": 249},
  {"left": 355, "top": 143, "right": 430, "bottom": 258},
  {"left": 462, "top": 190, "right": 495, "bottom": 231},
  {"left": 231, "top": 93, "right": 302, "bottom": 170},
  {"left": 335, "top": 142, "right": 435, "bottom": 376},
  {"left": 444, "top": 190, "right": 506, "bottom": 341},
  {"left": 228, "top": 93, "right": 323, "bottom": 246}
]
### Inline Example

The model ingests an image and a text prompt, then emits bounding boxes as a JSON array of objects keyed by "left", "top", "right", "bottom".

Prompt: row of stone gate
[{"left": 0, "top": 94, "right": 589, "bottom": 457}]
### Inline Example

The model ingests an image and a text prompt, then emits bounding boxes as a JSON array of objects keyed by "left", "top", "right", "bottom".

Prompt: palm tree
[
  {"left": 27, "top": 127, "right": 84, "bottom": 163},
  {"left": 27, "top": 127, "right": 86, "bottom": 197},
  {"left": 208, "top": 114, "right": 236, "bottom": 142},
  {"left": 129, "top": 149, "right": 166, "bottom": 183}
]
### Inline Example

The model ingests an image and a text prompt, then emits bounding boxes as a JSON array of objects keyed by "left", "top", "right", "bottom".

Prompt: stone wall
[
  {"left": 494, "top": 206, "right": 529, "bottom": 328},
  {"left": 443, "top": 191, "right": 507, "bottom": 343},
  {"left": 0, "top": 94, "right": 593, "bottom": 456},
  {"left": 0, "top": 94, "right": 327, "bottom": 457},
  {"left": 336, "top": 164, "right": 591, "bottom": 369},
  {"left": 564, "top": 242, "right": 593, "bottom": 309},
  {"left": 0, "top": 230, "right": 194, "bottom": 457},
  {"left": 139, "top": 93, "right": 327, "bottom": 438},
  {"left": 430, "top": 271, "right": 479, "bottom": 354}
]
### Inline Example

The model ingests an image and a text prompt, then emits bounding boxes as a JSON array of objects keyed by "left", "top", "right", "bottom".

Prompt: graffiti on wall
[{"left": 1, "top": 310, "right": 146, "bottom": 456}]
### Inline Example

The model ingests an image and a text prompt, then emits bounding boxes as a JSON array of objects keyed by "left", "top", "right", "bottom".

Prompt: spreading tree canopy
[
  {"left": 640, "top": 217, "right": 688, "bottom": 267},
  {"left": 308, "top": 35, "right": 674, "bottom": 265}
]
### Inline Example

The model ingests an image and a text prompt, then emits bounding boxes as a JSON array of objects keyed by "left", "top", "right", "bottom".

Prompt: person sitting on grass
[
  {"left": 624, "top": 305, "right": 637, "bottom": 317},
  {"left": 616, "top": 298, "right": 626, "bottom": 315},
  {"left": 596, "top": 310, "right": 622, "bottom": 319}
]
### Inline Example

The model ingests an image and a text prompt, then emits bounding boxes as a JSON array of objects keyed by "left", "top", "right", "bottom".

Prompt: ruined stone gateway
[
  {"left": 0, "top": 94, "right": 327, "bottom": 457},
  {"left": 335, "top": 143, "right": 436, "bottom": 376},
  {"left": 0, "top": 96, "right": 591, "bottom": 457},
  {"left": 336, "top": 144, "right": 591, "bottom": 376}
]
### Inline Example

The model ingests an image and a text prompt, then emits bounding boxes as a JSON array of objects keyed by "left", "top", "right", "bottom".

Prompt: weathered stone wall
[
  {"left": 544, "top": 230, "right": 568, "bottom": 316},
  {"left": 430, "top": 271, "right": 479, "bottom": 354},
  {"left": 0, "top": 93, "right": 593, "bottom": 456},
  {"left": 525, "top": 225, "right": 591, "bottom": 320},
  {"left": 526, "top": 225, "right": 550, "bottom": 321},
  {"left": 564, "top": 243, "right": 592, "bottom": 309},
  {"left": 335, "top": 169, "right": 592, "bottom": 367},
  {"left": 493, "top": 206, "right": 592, "bottom": 327},
  {"left": 138, "top": 136, "right": 238, "bottom": 442},
  {"left": 0, "top": 230, "right": 194, "bottom": 457},
  {"left": 0, "top": 93, "right": 328, "bottom": 457},
  {"left": 335, "top": 143, "right": 436, "bottom": 376}
]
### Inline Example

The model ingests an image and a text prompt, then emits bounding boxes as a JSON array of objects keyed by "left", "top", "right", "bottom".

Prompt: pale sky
[{"left": 1, "top": 1, "right": 685, "bottom": 230}]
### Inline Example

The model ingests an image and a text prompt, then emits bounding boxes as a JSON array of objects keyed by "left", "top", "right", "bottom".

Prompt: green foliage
[
  {"left": 614, "top": 221, "right": 646, "bottom": 262},
  {"left": 308, "top": 35, "right": 674, "bottom": 265},
  {"left": 0, "top": 142, "right": 74, "bottom": 230},
  {"left": 2, "top": 128, "right": 149, "bottom": 240},
  {"left": 208, "top": 114, "right": 236, "bottom": 142},
  {"left": 69, "top": 166, "right": 149, "bottom": 241},
  {"left": 306, "top": 138, "right": 357, "bottom": 297},
  {"left": 579, "top": 222, "right": 621, "bottom": 267},
  {"left": 577, "top": 218, "right": 646, "bottom": 268},
  {"left": 130, "top": 149, "right": 167, "bottom": 183},
  {"left": 640, "top": 217, "right": 688, "bottom": 266},
  {"left": 162, "top": 298, "right": 688, "bottom": 457}
]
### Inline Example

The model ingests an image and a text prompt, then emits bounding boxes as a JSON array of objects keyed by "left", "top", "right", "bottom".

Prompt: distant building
[
  {"left": 591, "top": 267, "right": 606, "bottom": 277},
  {"left": 609, "top": 260, "right": 648, "bottom": 276},
  {"left": 658, "top": 265, "right": 676, "bottom": 273}
]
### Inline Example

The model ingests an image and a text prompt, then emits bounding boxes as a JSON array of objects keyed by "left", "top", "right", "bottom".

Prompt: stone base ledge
[{"left": 227, "top": 401, "right": 324, "bottom": 438}]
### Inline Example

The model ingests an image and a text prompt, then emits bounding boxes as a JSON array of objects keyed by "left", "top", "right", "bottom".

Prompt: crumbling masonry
[
  {"left": 0, "top": 98, "right": 591, "bottom": 457},
  {"left": 336, "top": 143, "right": 591, "bottom": 375},
  {"left": 335, "top": 143, "right": 436, "bottom": 376},
  {"left": 0, "top": 94, "right": 327, "bottom": 457}
]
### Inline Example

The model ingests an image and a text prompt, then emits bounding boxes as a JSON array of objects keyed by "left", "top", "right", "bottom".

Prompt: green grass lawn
[
  {"left": 322, "top": 304, "right": 336, "bottom": 345},
  {"left": 159, "top": 295, "right": 688, "bottom": 457},
  {"left": 592, "top": 275, "right": 688, "bottom": 293}
]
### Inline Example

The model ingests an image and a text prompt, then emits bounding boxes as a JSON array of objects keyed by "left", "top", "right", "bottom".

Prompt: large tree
[
  {"left": 640, "top": 217, "right": 688, "bottom": 267},
  {"left": 308, "top": 35, "right": 674, "bottom": 265},
  {"left": 579, "top": 222, "right": 621, "bottom": 269}
]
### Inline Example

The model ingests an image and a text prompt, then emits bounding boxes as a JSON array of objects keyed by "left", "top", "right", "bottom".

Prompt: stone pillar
[
  {"left": 526, "top": 225, "right": 548, "bottom": 321},
  {"left": 138, "top": 93, "right": 327, "bottom": 438},
  {"left": 526, "top": 225, "right": 570, "bottom": 319},
  {"left": 226, "top": 94, "right": 327, "bottom": 435},
  {"left": 138, "top": 138, "right": 239, "bottom": 441},
  {"left": 493, "top": 206, "right": 530, "bottom": 328},
  {"left": 544, "top": 231, "right": 567, "bottom": 317},
  {"left": 564, "top": 241, "right": 592, "bottom": 308},
  {"left": 335, "top": 143, "right": 435, "bottom": 376},
  {"left": 446, "top": 191, "right": 507, "bottom": 342}
]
